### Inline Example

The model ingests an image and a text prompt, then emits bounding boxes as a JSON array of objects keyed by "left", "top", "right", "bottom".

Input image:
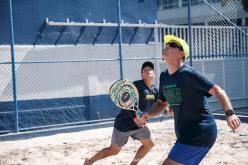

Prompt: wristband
[
  {"left": 136, "top": 110, "right": 143, "bottom": 117},
  {"left": 225, "top": 109, "right": 234, "bottom": 117}
]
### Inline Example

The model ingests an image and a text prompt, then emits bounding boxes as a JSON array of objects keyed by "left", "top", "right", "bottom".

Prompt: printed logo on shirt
[
  {"left": 145, "top": 95, "right": 155, "bottom": 101},
  {"left": 163, "top": 84, "right": 182, "bottom": 106}
]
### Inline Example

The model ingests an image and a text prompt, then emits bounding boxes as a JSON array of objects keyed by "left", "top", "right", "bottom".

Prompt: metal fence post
[
  {"left": 187, "top": 0, "right": 193, "bottom": 67},
  {"left": 9, "top": 0, "right": 19, "bottom": 132},
  {"left": 117, "top": 0, "right": 124, "bottom": 80}
]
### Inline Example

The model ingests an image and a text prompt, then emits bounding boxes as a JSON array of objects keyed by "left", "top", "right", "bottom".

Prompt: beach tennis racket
[{"left": 109, "top": 79, "right": 142, "bottom": 117}]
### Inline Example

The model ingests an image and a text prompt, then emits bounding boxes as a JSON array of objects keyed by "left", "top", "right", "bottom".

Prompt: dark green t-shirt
[{"left": 159, "top": 64, "right": 217, "bottom": 148}]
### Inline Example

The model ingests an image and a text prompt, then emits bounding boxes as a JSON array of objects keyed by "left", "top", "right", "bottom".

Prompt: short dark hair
[{"left": 141, "top": 61, "right": 154, "bottom": 71}]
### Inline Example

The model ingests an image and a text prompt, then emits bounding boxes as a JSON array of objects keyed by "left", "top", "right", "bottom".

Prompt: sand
[{"left": 0, "top": 119, "right": 247, "bottom": 165}]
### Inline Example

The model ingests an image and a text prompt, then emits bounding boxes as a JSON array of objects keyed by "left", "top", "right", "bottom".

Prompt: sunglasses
[{"left": 166, "top": 42, "right": 184, "bottom": 51}]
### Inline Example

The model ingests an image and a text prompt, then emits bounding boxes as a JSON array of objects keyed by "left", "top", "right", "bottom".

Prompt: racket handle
[{"left": 136, "top": 110, "right": 143, "bottom": 117}]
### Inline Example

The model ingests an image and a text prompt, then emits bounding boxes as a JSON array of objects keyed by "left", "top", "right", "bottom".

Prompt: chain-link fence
[
  {"left": 0, "top": 0, "right": 248, "bottom": 134},
  {"left": 188, "top": 0, "right": 248, "bottom": 116}
]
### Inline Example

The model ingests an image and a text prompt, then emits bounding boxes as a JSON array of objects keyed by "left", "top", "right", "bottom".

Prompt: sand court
[{"left": 0, "top": 119, "right": 247, "bottom": 165}]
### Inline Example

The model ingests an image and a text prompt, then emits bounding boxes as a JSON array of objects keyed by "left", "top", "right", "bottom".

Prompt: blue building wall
[
  {"left": 0, "top": 0, "right": 157, "bottom": 45},
  {"left": 0, "top": 0, "right": 157, "bottom": 132},
  {"left": 0, "top": 95, "right": 120, "bottom": 131}
]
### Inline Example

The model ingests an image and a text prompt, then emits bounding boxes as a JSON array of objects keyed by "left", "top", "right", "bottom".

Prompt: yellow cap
[{"left": 164, "top": 35, "right": 189, "bottom": 60}]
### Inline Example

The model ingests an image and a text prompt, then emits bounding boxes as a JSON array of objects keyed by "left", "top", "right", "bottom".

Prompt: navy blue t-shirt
[
  {"left": 159, "top": 64, "right": 217, "bottom": 148},
  {"left": 114, "top": 80, "right": 159, "bottom": 132}
]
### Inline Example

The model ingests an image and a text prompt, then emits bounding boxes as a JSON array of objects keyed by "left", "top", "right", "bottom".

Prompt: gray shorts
[{"left": 111, "top": 126, "right": 151, "bottom": 146}]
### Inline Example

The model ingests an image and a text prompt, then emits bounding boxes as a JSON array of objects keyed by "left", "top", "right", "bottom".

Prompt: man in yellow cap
[{"left": 139, "top": 35, "right": 241, "bottom": 164}]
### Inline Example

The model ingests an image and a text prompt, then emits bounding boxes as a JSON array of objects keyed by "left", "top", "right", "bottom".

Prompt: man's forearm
[
  {"left": 215, "top": 91, "right": 233, "bottom": 112},
  {"left": 209, "top": 86, "right": 241, "bottom": 132},
  {"left": 209, "top": 85, "right": 233, "bottom": 112}
]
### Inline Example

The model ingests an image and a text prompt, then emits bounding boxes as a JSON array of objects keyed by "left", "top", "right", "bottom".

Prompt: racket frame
[{"left": 109, "top": 79, "right": 142, "bottom": 117}]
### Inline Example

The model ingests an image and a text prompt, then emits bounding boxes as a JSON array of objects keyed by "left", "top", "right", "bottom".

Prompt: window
[
  {"left": 159, "top": 0, "right": 220, "bottom": 9},
  {"left": 182, "top": 0, "right": 204, "bottom": 7},
  {"left": 237, "top": 18, "right": 242, "bottom": 26},
  {"left": 162, "top": 0, "right": 180, "bottom": 9}
]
